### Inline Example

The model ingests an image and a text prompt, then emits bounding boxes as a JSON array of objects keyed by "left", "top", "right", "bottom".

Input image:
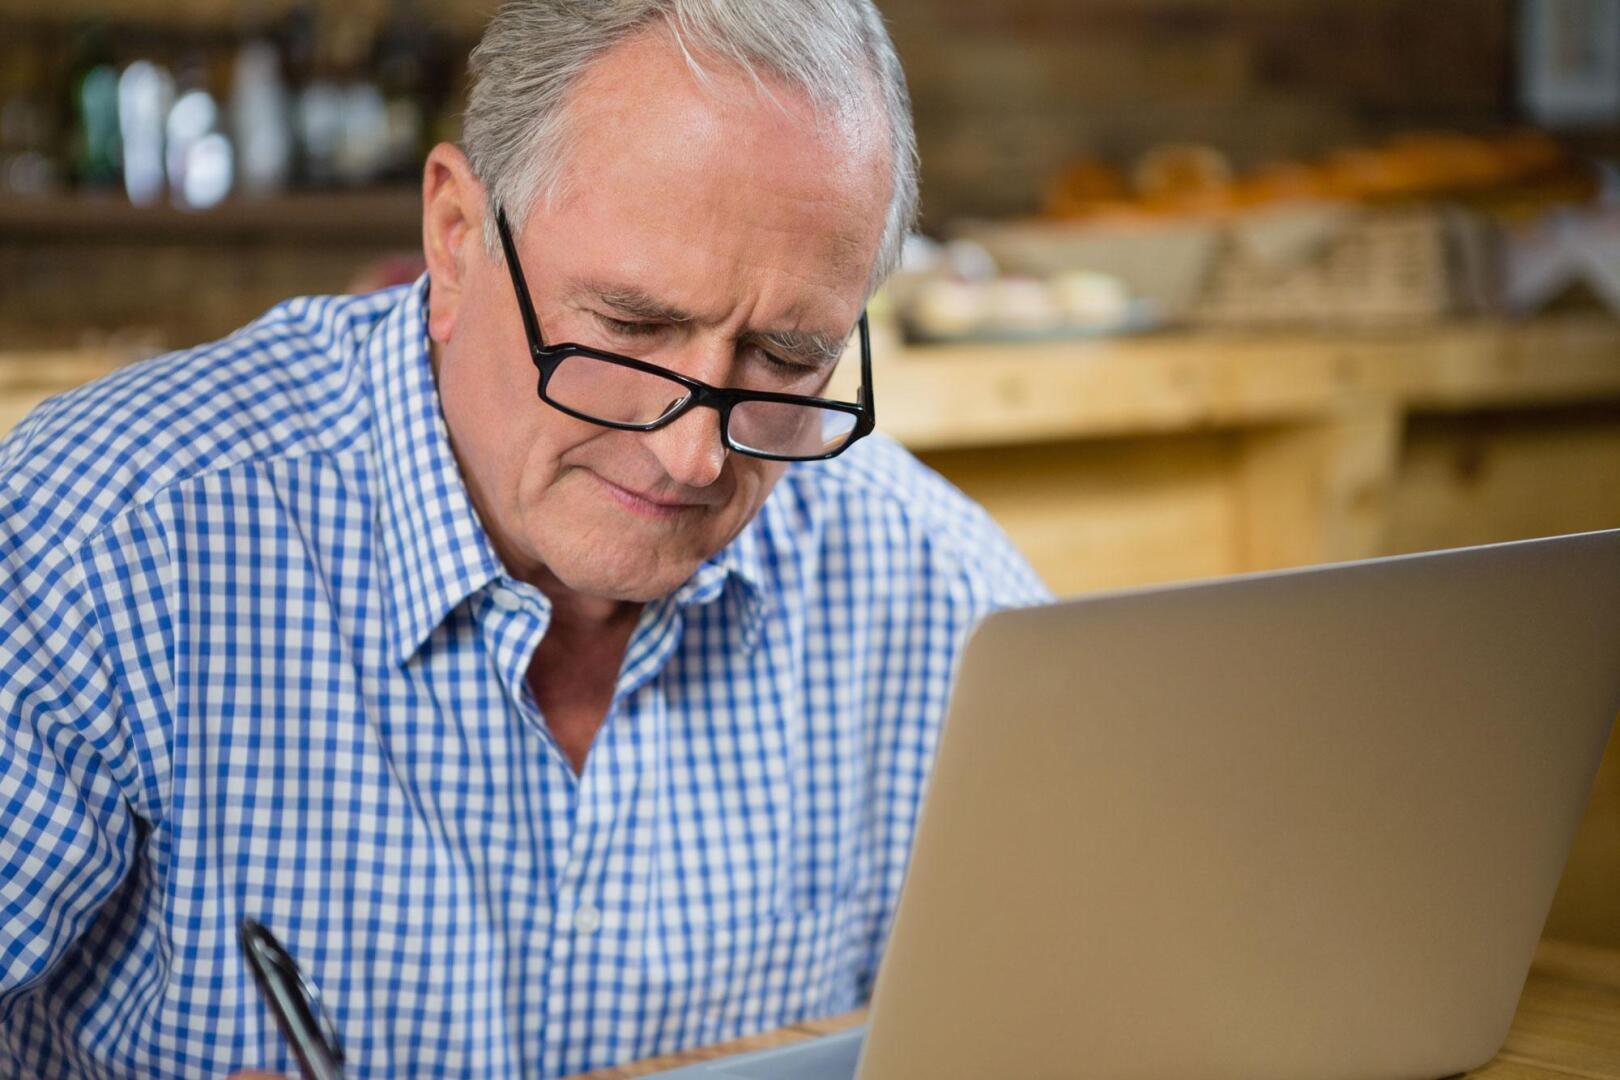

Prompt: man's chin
[{"left": 544, "top": 551, "right": 700, "bottom": 606}]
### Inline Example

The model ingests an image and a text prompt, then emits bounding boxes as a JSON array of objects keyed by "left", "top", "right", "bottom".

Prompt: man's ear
[{"left": 421, "top": 143, "right": 488, "bottom": 345}]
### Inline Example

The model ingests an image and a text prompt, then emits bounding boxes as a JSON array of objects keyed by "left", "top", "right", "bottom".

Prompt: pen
[{"left": 238, "top": 918, "right": 348, "bottom": 1080}]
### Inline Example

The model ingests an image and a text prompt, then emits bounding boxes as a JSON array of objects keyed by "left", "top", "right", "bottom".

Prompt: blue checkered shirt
[{"left": 0, "top": 279, "right": 1048, "bottom": 1078}]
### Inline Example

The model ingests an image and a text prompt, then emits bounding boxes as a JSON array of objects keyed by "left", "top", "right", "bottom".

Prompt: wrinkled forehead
[
  {"left": 561, "top": 23, "right": 889, "bottom": 177},
  {"left": 542, "top": 28, "right": 893, "bottom": 287}
]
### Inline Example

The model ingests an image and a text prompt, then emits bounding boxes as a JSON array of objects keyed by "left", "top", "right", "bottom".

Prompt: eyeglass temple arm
[
  {"left": 857, "top": 312, "right": 874, "bottom": 421},
  {"left": 494, "top": 206, "right": 548, "bottom": 352}
]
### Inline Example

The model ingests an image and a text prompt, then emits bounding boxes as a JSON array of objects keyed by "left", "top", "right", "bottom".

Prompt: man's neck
[
  {"left": 525, "top": 567, "right": 644, "bottom": 775},
  {"left": 533, "top": 565, "right": 644, "bottom": 642}
]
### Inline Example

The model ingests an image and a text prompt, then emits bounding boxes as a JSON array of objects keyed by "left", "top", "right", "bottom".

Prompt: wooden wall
[
  {"left": 3, "top": 0, "right": 1524, "bottom": 229},
  {"left": 1, "top": 0, "right": 1540, "bottom": 345}
]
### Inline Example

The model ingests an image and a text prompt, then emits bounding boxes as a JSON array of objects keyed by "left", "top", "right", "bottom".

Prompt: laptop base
[{"left": 651, "top": 1026, "right": 866, "bottom": 1078}]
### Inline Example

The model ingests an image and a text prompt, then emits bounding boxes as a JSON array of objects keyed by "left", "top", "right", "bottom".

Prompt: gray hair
[{"left": 462, "top": 0, "right": 918, "bottom": 295}]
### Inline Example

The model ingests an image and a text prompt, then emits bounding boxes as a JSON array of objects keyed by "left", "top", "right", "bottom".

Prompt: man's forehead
[
  {"left": 564, "top": 23, "right": 883, "bottom": 159},
  {"left": 549, "top": 26, "right": 891, "bottom": 244},
  {"left": 565, "top": 277, "right": 854, "bottom": 366},
  {"left": 517, "top": 26, "right": 887, "bottom": 352}
]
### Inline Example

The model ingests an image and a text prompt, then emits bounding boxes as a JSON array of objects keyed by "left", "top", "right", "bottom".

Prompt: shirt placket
[
  {"left": 541, "top": 594, "right": 690, "bottom": 1077},
  {"left": 467, "top": 578, "right": 569, "bottom": 1072}
]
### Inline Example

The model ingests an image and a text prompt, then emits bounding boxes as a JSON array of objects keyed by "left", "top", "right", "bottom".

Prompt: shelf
[
  {"left": 0, "top": 190, "right": 423, "bottom": 244},
  {"left": 879, "top": 315, "right": 1620, "bottom": 450}
]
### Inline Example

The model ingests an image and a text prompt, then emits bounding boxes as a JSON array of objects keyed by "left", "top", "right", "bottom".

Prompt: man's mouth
[{"left": 590, "top": 472, "right": 710, "bottom": 520}]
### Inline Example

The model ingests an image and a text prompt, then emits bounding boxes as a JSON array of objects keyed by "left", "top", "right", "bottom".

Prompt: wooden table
[{"left": 572, "top": 939, "right": 1620, "bottom": 1078}]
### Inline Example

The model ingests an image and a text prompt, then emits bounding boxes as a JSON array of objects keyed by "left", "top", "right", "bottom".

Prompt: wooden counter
[
  {"left": 856, "top": 316, "right": 1620, "bottom": 595},
  {"left": 6, "top": 316, "right": 1618, "bottom": 455},
  {"left": 0, "top": 347, "right": 141, "bottom": 435},
  {"left": 5, "top": 317, "right": 1617, "bottom": 604},
  {"left": 874, "top": 316, "right": 1620, "bottom": 450},
  {"left": 8, "top": 315, "right": 1618, "bottom": 449},
  {"left": 568, "top": 939, "right": 1620, "bottom": 1079}
]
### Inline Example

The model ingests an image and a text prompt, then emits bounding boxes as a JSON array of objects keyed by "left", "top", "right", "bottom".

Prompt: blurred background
[{"left": 2, "top": 0, "right": 1617, "bottom": 947}]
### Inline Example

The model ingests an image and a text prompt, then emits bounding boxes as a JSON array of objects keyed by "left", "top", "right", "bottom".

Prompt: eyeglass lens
[{"left": 545, "top": 354, "right": 858, "bottom": 458}]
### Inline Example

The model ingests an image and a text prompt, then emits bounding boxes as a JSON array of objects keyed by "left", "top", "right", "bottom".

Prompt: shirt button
[
  {"left": 574, "top": 905, "right": 603, "bottom": 934},
  {"left": 491, "top": 588, "right": 522, "bottom": 612}
]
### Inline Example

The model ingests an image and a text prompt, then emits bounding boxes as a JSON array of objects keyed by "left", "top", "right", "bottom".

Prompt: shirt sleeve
[{"left": 0, "top": 479, "right": 139, "bottom": 1013}]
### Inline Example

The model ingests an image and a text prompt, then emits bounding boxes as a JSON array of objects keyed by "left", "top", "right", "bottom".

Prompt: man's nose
[{"left": 644, "top": 402, "right": 727, "bottom": 489}]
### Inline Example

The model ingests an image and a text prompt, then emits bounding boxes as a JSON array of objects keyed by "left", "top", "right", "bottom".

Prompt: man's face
[{"left": 429, "top": 30, "right": 891, "bottom": 604}]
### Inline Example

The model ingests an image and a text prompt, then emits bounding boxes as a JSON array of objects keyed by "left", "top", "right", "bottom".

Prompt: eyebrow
[
  {"left": 574, "top": 281, "right": 849, "bottom": 369},
  {"left": 747, "top": 328, "right": 847, "bottom": 369},
  {"left": 584, "top": 283, "right": 694, "bottom": 324}
]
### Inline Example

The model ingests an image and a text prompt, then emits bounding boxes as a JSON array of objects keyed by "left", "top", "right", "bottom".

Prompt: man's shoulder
[
  {"left": 786, "top": 432, "right": 975, "bottom": 525},
  {"left": 751, "top": 433, "right": 1050, "bottom": 621},
  {"left": 0, "top": 288, "right": 400, "bottom": 550},
  {"left": 773, "top": 432, "right": 1031, "bottom": 584}
]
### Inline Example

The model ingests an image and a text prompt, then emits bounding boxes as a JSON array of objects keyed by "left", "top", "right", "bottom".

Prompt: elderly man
[{"left": 0, "top": 2, "right": 1045, "bottom": 1076}]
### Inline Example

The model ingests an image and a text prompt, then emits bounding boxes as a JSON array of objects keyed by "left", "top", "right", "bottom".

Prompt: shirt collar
[
  {"left": 673, "top": 514, "right": 771, "bottom": 653},
  {"left": 367, "top": 276, "right": 773, "bottom": 663},
  {"left": 368, "top": 277, "right": 505, "bottom": 664}
]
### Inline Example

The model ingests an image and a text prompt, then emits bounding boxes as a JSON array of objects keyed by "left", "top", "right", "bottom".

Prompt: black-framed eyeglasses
[{"left": 494, "top": 206, "right": 876, "bottom": 463}]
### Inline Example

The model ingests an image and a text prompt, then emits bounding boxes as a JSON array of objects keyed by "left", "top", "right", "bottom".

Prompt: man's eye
[
  {"left": 600, "top": 315, "right": 659, "bottom": 337},
  {"left": 752, "top": 346, "right": 817, "bottom": 377},
  {"left": 763, "top": 353, "right": 811, "bottom": 375}
]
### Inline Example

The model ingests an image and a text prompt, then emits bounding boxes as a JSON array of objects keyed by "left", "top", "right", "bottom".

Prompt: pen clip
[{"left": 239, "top": 918, "right": 347, "bottom": 1080}]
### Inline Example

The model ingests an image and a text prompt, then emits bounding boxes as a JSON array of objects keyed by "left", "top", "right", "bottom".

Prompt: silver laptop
[{"left": 659, "top": 529, "right": 1620, "bottom": 1080}]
